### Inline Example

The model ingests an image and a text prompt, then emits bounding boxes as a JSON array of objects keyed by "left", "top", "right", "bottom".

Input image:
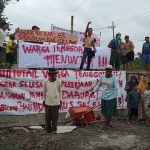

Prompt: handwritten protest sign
[
  {"left": 18, "top": 41, "right": 111, "bottom": 69},
  {"left": 52, "top": 25, "right": 100, "bottom": 46},
  {"left": 15, "top": 29, "right": 77, "bottom": 44},
  {"left": 0, "top": 69, "right": 126, "bottom": 115}
]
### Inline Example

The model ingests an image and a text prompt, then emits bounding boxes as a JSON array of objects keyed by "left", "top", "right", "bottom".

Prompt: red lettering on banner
[
  {"left": 22, "top": 45, "right": 50, "bottom": 56},
  {"left": 0, "top": 92, "right": 25, "bottom": 100},
  {"left": 0, "top": 104, "right": 18, "bottom": 112},
  {"left": 18, "top": 101, "right": 44, "bottom": 113},
  {"left": 58, "top": 70, "right": 69, "bottom": 78},
  {"left": 41, "top": 70, "right": 49, "bottom": 78},
  {"left": 92, "top": 102, "right": 101, "bottom": 109},
  {"left": 0, "top": 69, "right": 38, "bottom": 79},
  {"left": 19, "top": 81, "right": 43, "bottom": 88},
  {"left": 62, "top": 90, "right": 90, "bottom": 100},
  {"left": 20, "top": 35, "right": 45, "bottom": 42},
  {"left": 77, "top": 101, "right": 88, "bottom": 106},
  {"left": 28, "top": 92, "right": 43, "bottom": 101},
  {"left": 74, "top": 71, "right": 105, "bottom": 79},
  {"left": 41, "top": 70, "right": 69, "bottom": 78},
  {"left": 60, "top": 101, "right": 74, "bottom": 111},
  {"left": 98, "top": 56, "right": 107, "bottom": 67},
  {"left": 53, "top": 45, "right": 83, "bottom": 53},
  {"left": 43, "top": 54, "right": 81, "bottom": 66},
  {"left": 62, "top": 81, "right": 92, "bottom": 89},
  {"left": 0, "top": 81, "right": 16, "bottom": 89}
]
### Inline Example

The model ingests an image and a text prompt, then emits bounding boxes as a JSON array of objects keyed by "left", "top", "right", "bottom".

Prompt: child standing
[
  {"left": 144, "top": 82, "right": 150, "bottom": 125},
  {"left": 43, "top": 68, "right": 62, "bottom": 134},
  {"left": 126, "top": 84, "right": 141, "bottom": 121}
]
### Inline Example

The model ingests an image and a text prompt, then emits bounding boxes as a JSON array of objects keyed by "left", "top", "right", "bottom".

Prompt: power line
[
  {"left": 94, "top": 26, "right": 109, "bottom": 31},
  {"left": 116, "top": 10, "right": 150, "bottom": 26},
  {"left": 116, "top": 12, "right": 150, "bottom": 26},
  {"left": 54, "top": 0, "right": 88, "bottom": 25},
  {"left": 94, "top": 10, "right": 150, "bottom": 31}
]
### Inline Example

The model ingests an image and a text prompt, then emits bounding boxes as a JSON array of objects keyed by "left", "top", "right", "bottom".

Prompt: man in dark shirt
[{"left": 142, "top": 36, "right": 150, "bottom": 71}]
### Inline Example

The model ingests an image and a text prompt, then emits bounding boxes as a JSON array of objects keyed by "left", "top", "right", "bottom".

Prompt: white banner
[
  {"left": 0, "top": 70, "right": 126, "bottom": 115},
  {"left": 52, "top": 25, "right": 100, "bottom": 46},
  {"left": 18, "top": 41, "right": 111, "bottom": 69}
]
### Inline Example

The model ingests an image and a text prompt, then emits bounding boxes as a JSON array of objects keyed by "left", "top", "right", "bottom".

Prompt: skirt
[{"left": 101, "top": 98, "right": 117, "bottom": 118}]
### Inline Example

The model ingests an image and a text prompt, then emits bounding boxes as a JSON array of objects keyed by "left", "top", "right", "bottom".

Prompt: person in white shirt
[
  {"left": 0, "top": 22, "right": 9, "bottom": 64},
  {"left": 43, "top": 68, "right": 62, "bottom": 134}
]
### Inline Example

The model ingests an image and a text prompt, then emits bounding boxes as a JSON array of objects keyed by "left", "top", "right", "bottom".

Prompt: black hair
[
  {"left": 145, "top": 36, "right": 149, "bottom": 40},
  {"left": 1, "top": 22, "right": 8, "bottom": 27},
  {"left": 147, "top": 82, "right": 150, "bottom": 87},
  {"left": 88, "top": 28, "right": 93, "bottom": 31},
  {"left": 32, "top": 25, "right": 39, "bottom": 30},
  {"left": 132, "top": 83, "right": 138, "bottom": 88}
]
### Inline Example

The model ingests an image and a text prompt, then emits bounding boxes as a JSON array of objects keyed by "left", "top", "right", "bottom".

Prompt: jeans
[{"left": 79, "top": 48, "right": 93, "bottom": 70}]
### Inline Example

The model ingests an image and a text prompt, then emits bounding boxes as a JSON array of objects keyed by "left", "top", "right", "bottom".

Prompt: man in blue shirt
[
  {"left": 90, "top": 65, "right": 121, "bottom": 129},
  {"left": 126, "top": 84, "right": 141, "bottom": 122},
  {"left": 142, "top": 36, "right": 150, "bottom": 71}
]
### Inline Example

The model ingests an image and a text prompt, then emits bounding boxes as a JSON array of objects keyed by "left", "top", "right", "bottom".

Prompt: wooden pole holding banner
[
  {"left": 51, "top": 24, "right": 53, "bottom": 31},
  {"left": 71, "top": 16, "right": 74, "bottom": 34},
  {"left": 17, "top": 40, "right": 19, "bottom": 69}
]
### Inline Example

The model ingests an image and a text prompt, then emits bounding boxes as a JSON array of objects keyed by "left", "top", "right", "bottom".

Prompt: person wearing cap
[
  {"left": 142, "top": 36, "right": 150, "bottom": 71},
  {"left": 43, "top": 68, "right": 62, "bottom": 134},
  {"left": 90, "top": 65, "right": 121, "bottom": 129},
  {"left": 124, "top": 35, "right": 134, "bottom": 70},
  {"left": 108, "top": 32, "right": 121, "bottom": 71}
]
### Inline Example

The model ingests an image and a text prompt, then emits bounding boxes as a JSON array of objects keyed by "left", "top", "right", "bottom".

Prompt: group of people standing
[
  {"left": 80, "top": 22, "right": 150, "bottom": 72},
  {"left": 108, "top": 33, "right": 135, "bottom": 71},
  {"left": 125, "top": 75, "right": 150, "bottom": 125},
  {"left": 79, "top": 22, "right": 136, "bottom": 71}
]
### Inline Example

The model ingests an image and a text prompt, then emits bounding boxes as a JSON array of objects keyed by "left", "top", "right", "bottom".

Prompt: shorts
[
  {"left": 109, "top": 52, "right": 120, "bottom": 70},
  {"left": 6, "top": 53, "right": 14, "bottom": 63},
  {"left": 126, "top": 51, "right": 134, "bottom": 62},
  {"left": 0, "top": 47, "right": 2, "bottom": 53},
  {"left": 142, "top": 54, "right": 150, "bottom": 63},
  {"left": 101, "top": 98, "right": 117, "bottom": 118},
  {"left": 129, "top": 108, "right": 138, "bottom": 119},
  {"left": 121, "top": 55, "right": 127, "bottom": 64}
]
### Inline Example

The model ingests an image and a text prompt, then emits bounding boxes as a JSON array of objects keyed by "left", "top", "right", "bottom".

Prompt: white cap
[{"left": 105, "top": 65, "right": 113, "bottom": 70}]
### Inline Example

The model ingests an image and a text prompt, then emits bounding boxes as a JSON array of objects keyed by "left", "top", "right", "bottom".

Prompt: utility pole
[
  {"left": 71, "top": 15, "right": 74, "bottom": 34},
  {"left": 108, "top": 21, "right": 116, "bottom": 39}
]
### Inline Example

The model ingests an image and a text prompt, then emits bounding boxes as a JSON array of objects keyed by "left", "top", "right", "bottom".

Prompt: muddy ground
[{"left": 0, "top": 120, "right": 150, "bottom": 150}]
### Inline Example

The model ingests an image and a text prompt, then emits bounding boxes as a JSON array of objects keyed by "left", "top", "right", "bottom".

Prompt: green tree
[
  {"left": 0, "top": 0, "right": 19, "bottom": 29},
  {"left": 134, "top": 52, "right": 144, "bottom": 70}
]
